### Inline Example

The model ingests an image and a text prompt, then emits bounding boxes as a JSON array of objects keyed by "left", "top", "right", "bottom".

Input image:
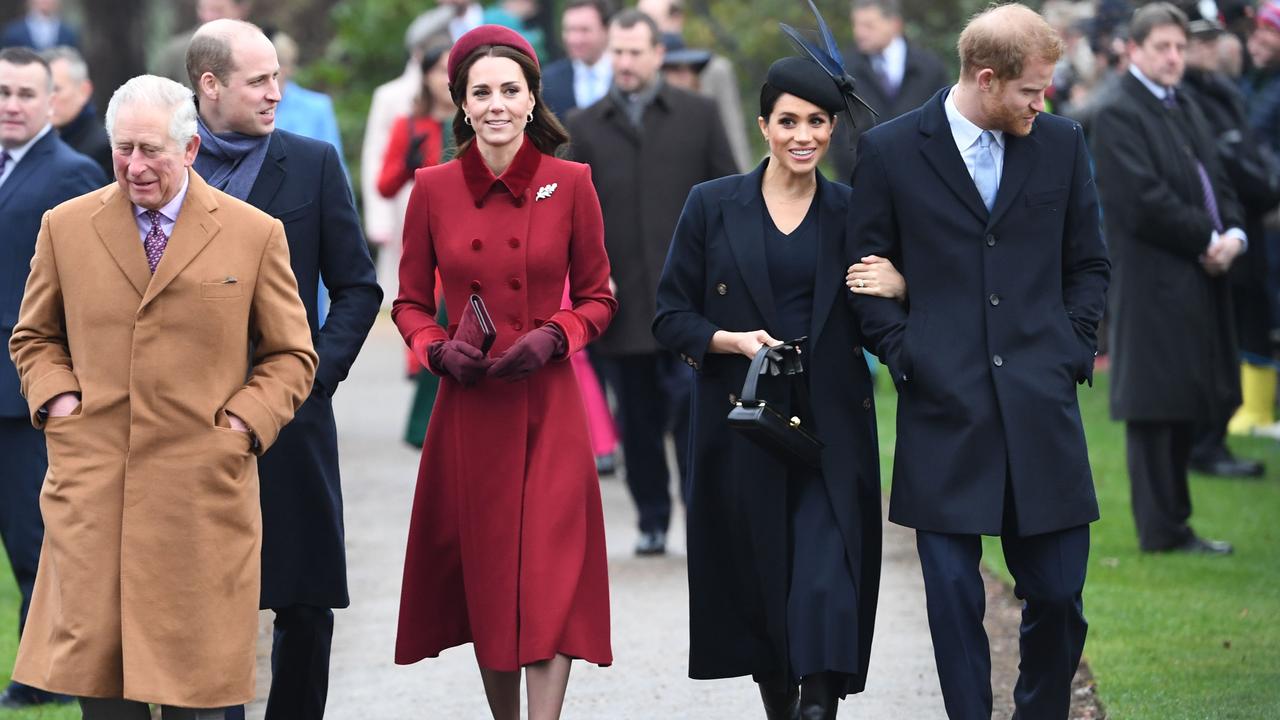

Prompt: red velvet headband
[{"left": 447, "top": 25, "right": 540, "bottom": 87}]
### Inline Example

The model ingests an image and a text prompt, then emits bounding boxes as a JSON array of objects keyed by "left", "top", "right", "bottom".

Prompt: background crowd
[{"left": 0, "top": 0, "right": 1277, "bottom": 718}]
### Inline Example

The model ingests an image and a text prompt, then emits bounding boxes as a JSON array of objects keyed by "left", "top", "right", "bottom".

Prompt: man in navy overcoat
[
  {"left": 847, "top": 5, "right": 1109, "bottom": 718},
  {"left": 188, "top": 21, "right": 380, "bottom": 719},
  {"left": 0, "top": 47, "right": 102, "bottom": 709}
]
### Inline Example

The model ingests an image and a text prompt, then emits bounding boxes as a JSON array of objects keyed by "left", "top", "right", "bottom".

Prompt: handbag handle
[{"left": 739, "top": 344, "right": 773, "bottom": 405}]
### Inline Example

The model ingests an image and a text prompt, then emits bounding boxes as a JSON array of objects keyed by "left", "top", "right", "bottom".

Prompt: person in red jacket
[
  {"left": 377, "top": 42, "right": 455, "bottom": 199},
  {"left": 391, "top": 26, "right": 616, "bottom": 720}
]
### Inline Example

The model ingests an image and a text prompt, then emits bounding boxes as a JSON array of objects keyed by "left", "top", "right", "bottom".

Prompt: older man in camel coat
[{"left": 8, "top": 73, "right": 316, "bottom": 718}]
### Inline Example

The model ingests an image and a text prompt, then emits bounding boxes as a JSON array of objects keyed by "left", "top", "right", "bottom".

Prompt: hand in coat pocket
[{"left": 45, "top": 392, "right": 81, "bottom": 418}]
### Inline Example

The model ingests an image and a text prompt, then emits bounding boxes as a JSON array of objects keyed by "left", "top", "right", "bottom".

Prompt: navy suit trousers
[
  {"left": 0, "top": 417, "right": 47, "bottom": 637},
  {"left": 916, "top": 523, "right": 1089, "bottom": 720},
  {"left": 225, "top": 605, "right": 334, "bottom": 720}
]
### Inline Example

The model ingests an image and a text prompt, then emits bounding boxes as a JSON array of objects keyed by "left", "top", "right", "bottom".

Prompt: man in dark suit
[
  {"left": 567, "top": 9, "right": 736, "bottom": 555},
  {"left": 1092, "top": 3, "right": 1243, "bottom": 556},
  {"left": 541, "top": 0, "right": 614, "bottom": 118},
  {"left": 0, "top": 45, "right": 103, "bottom": 710},
  {"left": 0, "top": 0, "right": 77, "bottom": 51},
  {"left": 829, "top": 0, "right": 949, "bottom": 181},
  {"left": 848, "top": 5, "right": 1109, "bottom": 718},
  {"left": 188, "top": 20, "right": 381, "bottom": 719},
  {"left": 43, "top": 46, "right": 111, "bottom": 179}
]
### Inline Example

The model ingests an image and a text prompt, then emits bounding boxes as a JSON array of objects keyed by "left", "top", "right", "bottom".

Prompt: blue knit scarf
[{"left": 194, "top": 115, "right": 271, "bottom": 201}]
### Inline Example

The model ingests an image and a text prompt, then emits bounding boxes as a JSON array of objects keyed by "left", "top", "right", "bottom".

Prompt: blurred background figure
[
  {"left": 151, "top": 0, "right": 250, "bottom": 84},
  {"left": 638, "top": 0, "right": 751, "bottom": 171},
  {"left": 372, "top": 41, "right": 454, "bottom": 450},
  {"left": 269, "top": 29, "right": 343, "bottom": 159},
  {"left": 659, "top": 33, "right": 711, "bottom": 92},
  {"left": 42, "top": 45, "right": 110, "bottom": 179},
  {"left": 0, "top": 0, "right": 77, "bottom": 51},
  {"left": 439, "top": 0, "right": 484, "bottom": 41},
  {"left": 829, "top": 0, "right": 948, "bottom": 182},
  {"left": 567, "top": 9, "right": 737, "bottom": 556},
  {"left": 361, "top": 7, "right": 451, "bottom": 310},
  {"left": 483, "top": 0, "right": 547, "bottom": 59},
  {"left": 542, "top": 0, "right": 614, "bottom": 118}
]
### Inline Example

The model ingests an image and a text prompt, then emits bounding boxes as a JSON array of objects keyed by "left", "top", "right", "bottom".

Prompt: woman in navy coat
[{"left": 654, "top": 57, "right": 903, "bottom": 719}]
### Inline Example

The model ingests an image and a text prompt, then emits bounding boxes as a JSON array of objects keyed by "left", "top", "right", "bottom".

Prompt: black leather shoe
[
  {"left": 1189, "top": 453, "right": 1265, "bottom": 478},
  {"left": 634, "top": 529, "right": 666, "bottom": 556},
  {"left": 757, "top": 681, "right": 799, "bottom": 720},
  {"left": 1169, "top": 534, "right": 1234, "bottom": 555},
  {"left": 0, "top": 681, "right": 73, "bottom": 708},
  {"left": 798, "top": 672, "right": 842, "bottom": 720}
]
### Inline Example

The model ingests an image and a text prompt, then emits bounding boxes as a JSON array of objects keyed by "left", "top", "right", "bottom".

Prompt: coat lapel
[
  {"left": 918, "top": 89, "right": 989, "bottom": 224},
  {"left": 91, "top": 185, "right": 152, "bottom": 299},
  {"left": 0, "top": 131, "right": 55, "bottom": 213},
  {"left": 722, "top": 163, "right": 781, "bottom": 336},
  {"left": 245, "top": 132, "right": 286, "bottom": 211},
  {"left": 141, "top": 170, "right": 221, "bottom": 308},
  {"left": 987, "top": 129, "right": 1039, "bottom": 228},
  {"left": 808, "top": 173, "right": 844, "bottom": 344}
]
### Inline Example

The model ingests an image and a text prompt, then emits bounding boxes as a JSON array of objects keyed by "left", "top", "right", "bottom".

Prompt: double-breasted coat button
[
  {"left": 512, "top": 320, "right": 523, "bottom": 331},
  {"left": 989, "top": 294, "right": 1000, "bottom": 306},
  {"left": 993, "top": 354, "right": 1004, "bottom": 367},
  {"left": 862, "top": 398, "right": 872, "bottom": 410},
  {"left": 509, "top": 237, "right": 520, "bottom": 248},
  {"left": 470, "top": 280, "right": 482, "bottom": 292},
  {"left": 471, "top": 238, "right": 483, "bottom": 251},
  {"left": 509, "top": 278, "right": 522, "bottom": 290},
  {"left": 716, "top": 282, "right": 728, "bottom": 295},
  {"left": 985, "top": 234, "right": 997, "bottom": 247}
]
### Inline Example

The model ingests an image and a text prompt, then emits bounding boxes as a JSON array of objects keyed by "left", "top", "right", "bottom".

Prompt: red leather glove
[
  {"left": 488, "top": 325, "right": 566, "bottom": 382},
  {"left": 428, "top": 340, "right": 492, "bottom": 386}
]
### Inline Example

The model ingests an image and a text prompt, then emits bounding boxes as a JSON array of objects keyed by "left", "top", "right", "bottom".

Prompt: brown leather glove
[{"left": 488, "top": 325, "right": 566, "bottom": 382}]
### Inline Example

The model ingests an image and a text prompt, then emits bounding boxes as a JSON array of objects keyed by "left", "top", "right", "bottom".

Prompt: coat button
[
  {"left": 471, "top": 238, "right": 483, "bottom": 251},
  {"left": 862, "top": 397, "right": 872, "bottom": 410},
  {"left": 512, "top": 320, "right": 523, "bottom": 331},
  {"left": 509, "top": 237, "right": 520, "bottom": 248},
  {"left": 509, "top": 277, "right": 522, "bottom": 290},
  {"left": 716, "top": 282, "right": 728, "bottom": 296},
  {"left": 993, "top": 354, "right": 1004, "bottom": 367},
  {"left": 985, "top": 234, "right": 996, "bottom": 247},
  {"left": 470, "top": 280, "right": 482, "bottom": 292},
  {"left": 989, "top": 293, "right": 1000, "bottom": 306}
]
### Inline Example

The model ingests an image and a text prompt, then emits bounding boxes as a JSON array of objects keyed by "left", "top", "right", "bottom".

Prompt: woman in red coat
[{"left": 391, "top": 26, "right": 616, "bottom": 720}]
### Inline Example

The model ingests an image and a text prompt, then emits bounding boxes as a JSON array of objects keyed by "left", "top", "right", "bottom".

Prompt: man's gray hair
[
  {"left": 104, "top": 74, "right": 199, "bottom": 147},
  {"left": 41, "top": 45, "right": 88, "bottom": 83}
]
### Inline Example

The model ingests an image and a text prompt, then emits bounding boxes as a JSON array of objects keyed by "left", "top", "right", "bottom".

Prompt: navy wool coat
[
  {"left": 653, "top": 164, "right": 881, "bottom": 691},
  {"left": 848, "top": 88, "right": 1110, "bottom": 537},
  {"left": 245, "top": 130, "right": 381, "bottom": 609}
]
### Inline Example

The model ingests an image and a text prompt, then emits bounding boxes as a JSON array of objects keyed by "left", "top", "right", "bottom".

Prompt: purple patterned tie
[
  {"left": 1165, "top": 89, "right": 1224, "bottom": 232},
  {"left": 143, "top": 209, "right": 167, "bottom": 273}
]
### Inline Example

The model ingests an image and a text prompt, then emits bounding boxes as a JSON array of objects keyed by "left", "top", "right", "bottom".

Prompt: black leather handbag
[{"left": 726, "top": 338, "right": 823, "bottom": 469}]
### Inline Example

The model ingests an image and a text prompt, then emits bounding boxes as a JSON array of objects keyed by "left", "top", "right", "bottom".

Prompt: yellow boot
[{"left": 1228, "top": 362, "right": 1277, "bottom": 435}]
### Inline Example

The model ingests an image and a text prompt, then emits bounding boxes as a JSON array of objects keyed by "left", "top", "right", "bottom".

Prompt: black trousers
[
  {"left": 916, "top": 525, "right": 1089, "bottom": 720},
  {"left": 0, "top": 418, "right": 47, "bottom": 638},
  {"left": 598, "top": 352, "right": 690, "bottom": 532},
  {"left": 1126, "top": 421, "right": 1196, "bottom": 550},
  {"left": 226, "top": 605, "right": 334, "bottom": 720}
]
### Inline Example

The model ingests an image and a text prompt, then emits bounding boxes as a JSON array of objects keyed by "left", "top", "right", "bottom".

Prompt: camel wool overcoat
[{"left": 7, "top": 170, "right": 317, "bottom": 707}]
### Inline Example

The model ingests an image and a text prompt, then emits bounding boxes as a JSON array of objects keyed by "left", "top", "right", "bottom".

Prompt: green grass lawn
[
  {"left": 0, "top": 575, "right": 75, "bottom": 720},
  {"left": 874, "top": 368, "right": 1280, "bottom": 719}
]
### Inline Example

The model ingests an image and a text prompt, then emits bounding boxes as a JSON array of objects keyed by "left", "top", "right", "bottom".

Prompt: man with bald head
[
  {"left": 8, "top": 72, "right": 315, "bottom": 719},
  {"left": 848, "top": 4, "right": 1108, "bottom": 717},
  {"left": 187, "top": 20, "right": 379, "bottom": 719}
]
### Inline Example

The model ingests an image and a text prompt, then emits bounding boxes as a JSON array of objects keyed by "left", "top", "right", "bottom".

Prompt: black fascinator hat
[
  {"left": 778, "top": 0, "right": 876, "bottom": 125},
  {"left": 765, "top": 56, "right": 846, "bottom": 115}
]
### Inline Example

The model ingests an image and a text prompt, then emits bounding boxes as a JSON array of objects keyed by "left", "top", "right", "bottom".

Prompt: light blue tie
[{"left": 974, "top": 130, "right": 998, "bottom": 211}]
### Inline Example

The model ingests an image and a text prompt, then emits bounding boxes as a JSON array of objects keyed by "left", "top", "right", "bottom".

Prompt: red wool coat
[{"left": 391, "top": 139, "right": 616, "bottom": 670}]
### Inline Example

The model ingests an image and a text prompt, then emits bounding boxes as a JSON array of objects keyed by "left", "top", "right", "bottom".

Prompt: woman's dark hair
[
  {"left": 449, "top": 44, "right": 571, "bottom": 157},
  {"left": 414, "top": 43, "right": 453, "bottom": 117},
  {"left": 759, "top": 82, "right": 834, "bottom": 122}
]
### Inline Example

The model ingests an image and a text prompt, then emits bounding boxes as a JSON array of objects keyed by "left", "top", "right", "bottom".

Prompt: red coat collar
[{"left": 460, "top": 138, "right": 543, "bottom": 207}]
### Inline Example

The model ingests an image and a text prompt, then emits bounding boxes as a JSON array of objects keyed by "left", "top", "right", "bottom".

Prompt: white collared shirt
[
  {"left": 944, "top": 87, "right": 1004, "bottom": 189},
  {"left": 0, "top": 123, "right": 53, "bottom": 190},
  {"left": 874, "top": 35, "right": 907, "bottom": 91},
  {"left": 25, "top": 13, "right": 58, "bottom": 49},
  {"left": 132, "top": 172, "right": 190, "bottom": 245},
  {"left": 1128, "top": 65, "right": 1247, "bottom": 250},
  {"left": 573, "top": 55, "right": 612, "bottom": 109}
]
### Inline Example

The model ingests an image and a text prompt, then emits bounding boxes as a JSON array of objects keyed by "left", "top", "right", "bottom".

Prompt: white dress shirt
[
  {"left": 0, "top": 123, "right": 53, "bottom": 190},
  {"left": 944, "top": 87, "right": 1004, "bottom": 189},
  {"left": 132, "top": 173, "right": 189, "bottom": 245},
  {"left": 873, "top": 35, "right": 907, "bottom": 92},
  {"left": 573, "top": 55, "right": 612, "bottom": 109}
]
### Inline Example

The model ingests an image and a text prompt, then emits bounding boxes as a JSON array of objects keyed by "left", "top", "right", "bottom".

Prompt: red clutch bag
[{"left": 455, "top": 293, "right": 497, "bottom": 355}]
